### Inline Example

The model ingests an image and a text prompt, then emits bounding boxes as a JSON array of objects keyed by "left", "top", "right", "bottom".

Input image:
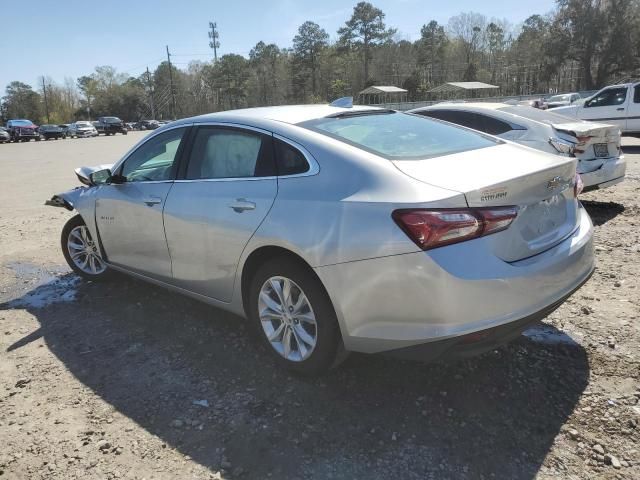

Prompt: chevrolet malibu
[{"left": 47, "top": 103, "right": 595, "bottom": 375}]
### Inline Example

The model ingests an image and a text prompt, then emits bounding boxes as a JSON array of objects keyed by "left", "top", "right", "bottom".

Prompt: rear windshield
[
  {"left": 498, "top": 106, "right": 580, "bottom": 125},
  {"left": 300, "top": 111, "right": 498, "bottom": 160},
  {"left": 103, "top": 117, "right": 122, "bottom": 123}
]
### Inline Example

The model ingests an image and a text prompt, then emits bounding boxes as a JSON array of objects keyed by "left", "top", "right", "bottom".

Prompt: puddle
[
  {"left": 2, "top": 262, "right": 79, "bottom": 309},
  {"left": 522, "top": 324, "right": 581, "bottom": 347}
]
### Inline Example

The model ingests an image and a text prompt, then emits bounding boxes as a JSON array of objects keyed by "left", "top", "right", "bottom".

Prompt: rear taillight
[
  {"left": 549, "top": 137, "right": 576, "bottom": 156},
  {"left": 392, "top": 207, "right": 518, "bottom": 251}
]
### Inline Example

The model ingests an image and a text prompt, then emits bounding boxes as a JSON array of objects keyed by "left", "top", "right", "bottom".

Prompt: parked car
[
  {"left": 544, "top": 93, "right": 581, "bottom": 109},
  {"left": 528, "top": 98, "right": 546, "bottom": 109},
  {"left": 68, "top": 121, "right": 98, "bottom": 138},
  {"left": 553, "top": 81, "right": 640, "bottom": 136},
  {"left": 59, "top": 124, "right": 70, "bottom": 136},
  {"left": 95, "top": 116, "right": 128, "bottom": 135},
  {"left": 38, "top": 124, "right": 66, "bottom": 140},
  {"left": 0, "top": 127, "right": 10, "bottom": 143},
  {"left": 409, "top": 103, "right": 626, "bottom": 191},
  {"left": 138, "top": 119, "right": 160, "bottom": 130},
  {"left": 47, "top": 104, "right": 594, "bottom": 375},
  {"left": 7, "top": 119, "right": 40, "bottom": 142}
]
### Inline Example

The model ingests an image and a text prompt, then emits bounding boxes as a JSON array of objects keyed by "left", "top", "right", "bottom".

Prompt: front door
[
  {"left": 580, "top": 86, "right": 629, "bottom": 130},
  {"left": 163, "top": 125, "right": 278, "bottom": 302},
  {"left": 95, "top": 127, "right": 188, "bottom": 281}
]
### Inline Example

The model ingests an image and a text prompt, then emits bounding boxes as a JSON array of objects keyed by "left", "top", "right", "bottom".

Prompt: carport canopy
[
  {"left": 358, "top": 85, "right": 408, "bottom": 104},
  {"left": 428, "top": 82, "right": 499, "bottom": 94}
]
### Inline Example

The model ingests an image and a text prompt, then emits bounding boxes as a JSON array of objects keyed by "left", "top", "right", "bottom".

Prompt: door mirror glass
[{"left": 89, "top": 168, "right": 112, "bottom": 185}]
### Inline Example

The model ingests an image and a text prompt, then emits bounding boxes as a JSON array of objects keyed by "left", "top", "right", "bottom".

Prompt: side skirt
[{"left": 104, "top": 262, "right": 247, "bottom": 319}]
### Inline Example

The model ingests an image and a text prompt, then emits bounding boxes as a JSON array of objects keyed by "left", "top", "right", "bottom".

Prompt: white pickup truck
[{"left": 554, "top": 82, "right": 640, "bottom": 136}]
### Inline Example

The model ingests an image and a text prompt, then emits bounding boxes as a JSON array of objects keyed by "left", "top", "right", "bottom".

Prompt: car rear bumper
[
  {"left": 315, "top": 205, "right": 594, "bottom": 354},
  {"left": 581, "top": 155, "right": 626, "bottom": 190}
]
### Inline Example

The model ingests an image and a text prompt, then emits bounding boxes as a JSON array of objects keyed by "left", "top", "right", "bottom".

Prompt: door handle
[
  {"left": 143, "top": 196, "right": 162, "bottom": 206},
  {"left": 228, "top": 199, "right": 256, "bottom": 213},
  {"left": 616, "top": 107, "right": 625, "bottom": 111}
]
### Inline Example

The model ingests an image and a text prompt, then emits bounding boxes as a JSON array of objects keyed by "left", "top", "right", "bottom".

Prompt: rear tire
[
  {"left": 61, "top": 215, "right": 111, "bottom": 280},
  {"left": 248, "top": 257, "right": 344, "bottom": 376}
]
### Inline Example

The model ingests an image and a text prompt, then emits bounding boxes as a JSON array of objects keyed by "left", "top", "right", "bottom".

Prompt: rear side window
[
  {"left": 186, "top": 127, "right": 275, "bottom": 179},
  {"left": 301, "top": 112, "right": 497, "bottom": 160},
  {"left": 273, "top": 138, "right": 309, "bottom": 175},
  {"left": 634, "top": 85, "right": 640, "bottom": 103}
]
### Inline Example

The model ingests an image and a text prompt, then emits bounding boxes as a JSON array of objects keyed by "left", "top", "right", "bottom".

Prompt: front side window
[
  {"left": 302, "top": 111, "right": 497, "bottom": 160},
  {"left": 586, "top": 88, "right": 627, "bottom": 107},
  {"left": 185, "top": 127, "right": 275, "bottom": 179},
  {"left": 120, "top": 127, "right": 186, "bottom": 182}
]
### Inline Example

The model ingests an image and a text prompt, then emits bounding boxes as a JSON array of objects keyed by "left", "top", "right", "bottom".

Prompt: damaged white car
[{"left": 410, "top": 103, "right": 626, "bottom": 191}]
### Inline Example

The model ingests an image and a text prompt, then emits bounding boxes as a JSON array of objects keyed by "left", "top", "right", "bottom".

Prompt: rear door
[
  {"left": 580, "top": 86, "right": 629, "bottom": 130},
  {"left": 95, "top": 126, "right": 188, "bottom": 280},
  {"left": 163, "top": 124, "right": 278, "bottom": 302},
  {"left": 627, "top": 84, "right": 640, "bottom": 133}
]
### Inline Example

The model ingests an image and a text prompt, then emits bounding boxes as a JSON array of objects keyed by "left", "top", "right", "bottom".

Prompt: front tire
[
  {"left": 248, "top": 257, "right": 343, "bottom": 375},
  {"left": 61, "top": 215, "right": 110, "bottom": 280}
]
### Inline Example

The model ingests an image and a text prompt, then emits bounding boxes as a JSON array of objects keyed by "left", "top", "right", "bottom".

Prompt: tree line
[{"left": 2, "top": 0, "right": 639, "bottom": 124}]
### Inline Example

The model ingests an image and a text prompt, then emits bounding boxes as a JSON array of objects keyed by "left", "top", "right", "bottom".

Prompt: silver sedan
[{"left": 48, "top": 103, "right": 595, "bottom": 375}]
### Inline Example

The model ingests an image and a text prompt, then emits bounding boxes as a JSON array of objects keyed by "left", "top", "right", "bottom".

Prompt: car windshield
[
  {"left": 498, "top": 106, "right": 578, "bottom": 125},
  {"left": 41, "top": 125, "right": 57, "bottom": 129},
  {"left": 76, "top": 122, "right": 92, "bottom": 127},
  {"left": 12, "top": 120, "right": 34, "bottom": 126},
  {"left": 103, "top": 117, "right": 121, "bottom": 123},
  {"left": 301, "top": 111, "right": 497, "bottom": 160},
  {"left": 548, "top": 95, "right": 570, "bottom": 102}
]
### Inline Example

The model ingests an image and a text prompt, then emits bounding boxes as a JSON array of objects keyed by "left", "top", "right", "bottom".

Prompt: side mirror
[{"left": 89, "top": 168, "right": 112, "bottom": 185}]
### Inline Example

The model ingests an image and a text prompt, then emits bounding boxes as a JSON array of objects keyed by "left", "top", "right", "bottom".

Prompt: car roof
[{"left": 176, "top": 104, "right": 383, "bottom": 126}]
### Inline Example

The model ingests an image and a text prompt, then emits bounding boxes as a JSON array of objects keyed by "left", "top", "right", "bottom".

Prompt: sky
[{"left": 2, "top": 0, "right": 557, "bottom": 94}]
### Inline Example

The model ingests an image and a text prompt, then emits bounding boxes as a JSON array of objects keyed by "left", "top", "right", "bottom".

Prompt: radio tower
[{"left": 208, "top": 22, "right": 220, "bottom": 62}]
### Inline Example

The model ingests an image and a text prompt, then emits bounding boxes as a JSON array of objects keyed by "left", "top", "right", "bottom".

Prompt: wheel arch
[{"left": 240, "top": 245, "right": 330, "bottom": 319}]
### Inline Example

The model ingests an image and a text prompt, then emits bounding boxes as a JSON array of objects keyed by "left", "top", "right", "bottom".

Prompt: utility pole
[
  {"left": 208, "top": 22, "right": 220, "bottom": 62},
  {"left": 41, "top": 77, "right": 50, "bottom": 123},
  {"left": 166, "top": 45, "right": 177, "bottom": 120},
  {"left": 146, "top": 66, "right": 156, "bottom": 119}
]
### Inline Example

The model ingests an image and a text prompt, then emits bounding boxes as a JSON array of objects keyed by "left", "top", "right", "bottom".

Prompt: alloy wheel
[
  {"left": 66, "top": 225, "right": 106, "bottom": 275},
  {"left": 258, "top": 276, "right": 318, "bottom": 362}
]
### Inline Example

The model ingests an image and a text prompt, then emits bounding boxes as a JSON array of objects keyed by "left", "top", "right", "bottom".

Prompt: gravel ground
[{"left": 0, "top": 133, "right": 638, "bottom": 480}]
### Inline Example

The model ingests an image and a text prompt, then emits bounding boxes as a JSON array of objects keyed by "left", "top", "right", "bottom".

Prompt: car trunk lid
[
  {"left": 552, "top": 121, "right": 621, "bottom": 174},
  {"left": 392, "top": 143, "right": 580, "bottom": 262}
]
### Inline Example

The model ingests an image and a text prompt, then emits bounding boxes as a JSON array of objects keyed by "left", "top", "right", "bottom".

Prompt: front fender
[{"left": 45, "top": 186, "right": 102, "bottom": 256}]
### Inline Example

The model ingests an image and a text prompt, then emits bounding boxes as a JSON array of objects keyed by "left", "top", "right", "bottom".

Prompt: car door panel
[
  {"left": 628, "top": 85, "right": 640, "bottom": 132},
  {"left": 93, "top": 126, "right": 188, "bottom": 280},
  {"left": 95, "top": 182, "right": 174, "bottom": 280},
  {"left": 162, "top": 124, "right": 278, "bottom": 302},
  {"left": 163, "top": 179, "right": 277, "bottom": 301}
]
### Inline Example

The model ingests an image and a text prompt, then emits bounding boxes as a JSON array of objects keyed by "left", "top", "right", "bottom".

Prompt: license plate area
[{"left": 594, "top": 143, "right": 609, "bottom": 157}]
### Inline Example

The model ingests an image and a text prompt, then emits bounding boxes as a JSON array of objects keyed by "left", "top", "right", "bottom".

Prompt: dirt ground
[{"left": 0, "top": 132, "right": 638, "bottom": 480}]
